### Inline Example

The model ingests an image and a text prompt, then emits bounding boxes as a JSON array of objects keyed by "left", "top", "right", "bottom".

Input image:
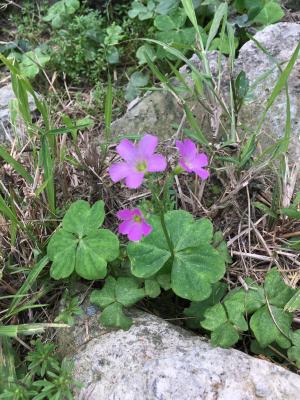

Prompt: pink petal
[
  {"left": 193, "top": 153, "right": 209, "bottom": 168},
  {"left": 116, "top": 139, "right": 137, "bottom": 162},
  {"left": 125, "top": 171, "right": 144, "bottom": 189},
  {"left": 146, "top": 154, "right": 167, "bottom": 172},
  {"left": 194, "top": 167, "right": 209, "bottom": 180},
  {"left": 128, "top": 222, "right": 144, "bottom": 241},
  {"left": 132, "top": 208, "right": 143, "bottom": 217},
  {"left": 179, "top": 159, "right": 193, "bottom": 173},
  {"left": 138, "top": 134, "right": 158, "bottom": 157},
  {"left": 141, "top": 221, "right": 152, "bottom": 237},
  {"left": 117, "top": 209, "right": 134, "bottom": 220},
  {"left": 176, "top": 139, "right": 197, "bottom": 161},
  {"left": 109, "top": 162, "right": 130, "bottom": 183},
  {"left": 118, "top": 220, "right": 134, "bottom": 235}
]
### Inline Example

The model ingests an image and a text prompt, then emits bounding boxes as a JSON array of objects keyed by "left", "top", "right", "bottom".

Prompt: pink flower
[
  {"left": 109, "top": 134, "right": 167, "bottom": 189},
  {"left": 117, "top": 208, "right": 152, "bottom": 241},
  {"left": 176, "top": 139, "right": 209, "bottom": 180}
]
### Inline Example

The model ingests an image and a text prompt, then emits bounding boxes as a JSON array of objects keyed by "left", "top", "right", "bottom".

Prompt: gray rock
[
  {"left": 0, "top": 83, "right": 36, "bottom": 143},
  {"left": 111, "top": 90, "right": 183, "bottom": 139},
  {"left": 235, "top": 22, "right": 300, "bottom": 167},
  {"left": 60, "top": 309, "right": 300, "bottom": 400}
]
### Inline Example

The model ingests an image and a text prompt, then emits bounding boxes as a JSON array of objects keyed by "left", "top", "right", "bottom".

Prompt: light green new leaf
[
  {"left": 264, "top": 268, "right": 295, "bottom": 308},
  {"left": 284, "top": 289, "right": 300, "bottom": 312},
  {"left": 145, "top": 279, "right": 161, "bottom": 298},
  {"left": 211, "top": 321, "right": 240, "bottom": 348},
  {"left": 75, "top": 230, "right": 119, "bottom": 280},
  {"left": 250, "top": 305, "right": 292, "bottom": 349},
  {"left": 115, "top": 277, "right": 145, "bottom": 307},
  {"left": 201, "top": 303, "right": 227, "bottom": 331},
  {"left": 90, "top": 276, "right": 116, "bottom": 308},
  {"left": 48, "top": 231, "right": 78, "bottom": 280},
  {"left": 252, "top": 2, "right": 284, "bottom": 26},
  {"left": 184, "top": 282, "right": 227, "bottom": 329},
  {"left": 99, "top": 303, "right": 132, "bottom": 330}
]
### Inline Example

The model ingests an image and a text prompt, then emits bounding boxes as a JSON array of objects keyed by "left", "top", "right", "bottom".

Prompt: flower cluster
[{"left": 109, "top": 134, "right": 209, "bottom": 241}]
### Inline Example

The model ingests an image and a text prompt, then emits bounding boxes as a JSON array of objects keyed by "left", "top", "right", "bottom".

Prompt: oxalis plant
[
  {"left": 88, "top": 134, "right": 229, "bottom": 327},
  {"left": 47, "top": 134, "right": 300, "bottom": 368}
]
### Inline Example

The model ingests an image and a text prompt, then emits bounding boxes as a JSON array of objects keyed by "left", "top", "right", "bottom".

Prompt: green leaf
[
  {"left": 48, "top": 200, "right": 118, "bottom": 280},
  {"left": 287, "top": 345, "right": 300, "bottom": 368},
  {"left": 171, "top": 245, "right": 225, "bottom": 301},
  {"left": 145, "top": 279, "right": 161, "bottom": 298},
  {"left": 128, "top": 211, "right": 226, "bottom": 301},
  {"left": 201, "top": 303, "right": 227, "bottom": 331},
  {"left": 284, "top": 289, "right": 300, "bottom": 312},
  {"left": 75, "top": 229, "right": 119, "bottom": 280},
  {"left": 136, "top": 44, "right": 156, "bottom": 65},
  {"left": 213, "top": 231, "right": 232, "bottom": 263},
  {"left": 115, "top": 277, "right": 145, "bottom": 306},
  {"left": 154, "top": 9, "right": 186, "bottom": 31},
  {"left": 90, "top": 276, "right": 116, "bottom": 308},
  {"left": 62, "top": 200, "right": 105, "bottom": 236},
  {"left": 184, "top": 281, "right": 227, "bottom": 328},
  {"left": 48, "top": 231, "right": 78, "bottom": 280},
  {"left": 19, "top": 48, "right": 50, "bottom": 78},
  {"left": 281, "top": 208, "right": 300, "bottom": 219},
  {"left": 99, "top": 303, "right": 132, "bottom": 330},
  {"left": 252, "top": 2, "right": 284, "bottom": 25},
  {"left": 250, "top": 305, "right": 292, "bottom": 349},
  {"left": 264, "top": 268, "right": 295, "bottom": 307},
  {"left": 156, "top": 0, "right": 179, "bottom": 15},
  {"left": 211, "top": 321, "right": 240, "bottom": 348}
]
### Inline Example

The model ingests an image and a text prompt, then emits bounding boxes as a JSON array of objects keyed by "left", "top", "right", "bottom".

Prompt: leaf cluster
[
  {"left": 128, "top": 210, "right": 229, "bottom": 302},
  {"left": 184, "top": 268, "right": 300, "bottom": 367},
  {"left": 47, "top": 200, "right": 119, "bottom": 280}
]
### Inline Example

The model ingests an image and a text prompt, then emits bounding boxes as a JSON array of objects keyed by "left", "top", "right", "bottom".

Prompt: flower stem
[
  {"left": 148, "top": 179, "right": 175, "bottom": 258},
  {"left": 159, "top": 208, "right": 175, "bottom": 259}
]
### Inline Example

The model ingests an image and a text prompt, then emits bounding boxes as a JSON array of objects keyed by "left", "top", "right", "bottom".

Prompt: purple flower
[
  {"left": 117, "top": 208, "right": 152, "bottom": 241},
  {"left": 109, "top": 134, "right": 167, "bottom": 189},
  {"left": 176, "top": 139, "right": 209, "bottom": 180}
]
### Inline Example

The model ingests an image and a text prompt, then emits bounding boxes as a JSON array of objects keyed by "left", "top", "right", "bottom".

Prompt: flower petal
[
  {"left": 127, "top": 222, "right": 144, "bottom": 241},
  {"left": 117, "top": 209, "right": 134, "bottom": 220},
  {"left": 116, "top": 139, "right": 137, "bottom": 162},
  {"left": 118, "top": 220, "right": 134, "bottom": 235},
  {"left": 125, "top": 172, "right": 144, "bottom": 189},
  {"left": 194, "top": 167, "right": 209, "bottom": 180},
  {"left": 138, "top": 134, "right": 158, "bottom": 157},
  {"left": 109, "top": 162, "right": 130, "bottom": 183},
  {"left": 146, "top": 154, "right": 167, "bottom": 172},
  {"left": 193, "top": 153, "right": 209, "bottom": 168},
  {"left": 141, "top": 221, "right": 152, "bottom": 237},
  {"left": 179, "top": 159, "right": 193, "bottom": 173},
  {"left": 176, "top": 139, "right": 197, "bottom": 161}
]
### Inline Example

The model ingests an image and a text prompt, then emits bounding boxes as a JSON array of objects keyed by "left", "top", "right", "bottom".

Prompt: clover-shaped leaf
[
  {"left": 264, "top": 268, "right": 296, "bottom": 307},
  {"left": 128, "top": 210, "right": 227, "bottom": 302},
  {"left": 287, "top": 330, "right": 300, "bottom": 367},
  {"left": 154, "top": 8, "right": 207, "bottom": 56},
  {"left": 47, "top": 200, "right": 119, "bottom": 280},
  {"left": 250, "top": 305, "right": 292, "bottom": 349},
  {"left": 183, "top": 282, "right": 227, "bottom": 329},
  {"left": 201, "top": 304, "right": 241, "bottom": 348},
  {"left": 90, "top": 276, "right": 145, "bottom": 330}
]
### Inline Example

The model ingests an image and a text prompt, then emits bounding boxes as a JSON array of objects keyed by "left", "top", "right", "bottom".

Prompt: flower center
[
  {"left": 136, "top": 161, "right": 147, "bottom": 172},
  {"left": 133, "top": 215, "right": 142, "bottom": 223}
]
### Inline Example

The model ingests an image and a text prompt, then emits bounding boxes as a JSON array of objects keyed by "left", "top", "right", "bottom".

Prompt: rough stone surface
[
  {"left": 59, "top": 308, "right": 300, "bottom": 400},
  {"left": 0, "top": 83, "right": 36, "bottom": 143},
  {"left": 235, "top": 22, "right": 300, "bottom": 167},
  {"left": 111, "top": 90, "right": 183, "bottom": 139}
]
